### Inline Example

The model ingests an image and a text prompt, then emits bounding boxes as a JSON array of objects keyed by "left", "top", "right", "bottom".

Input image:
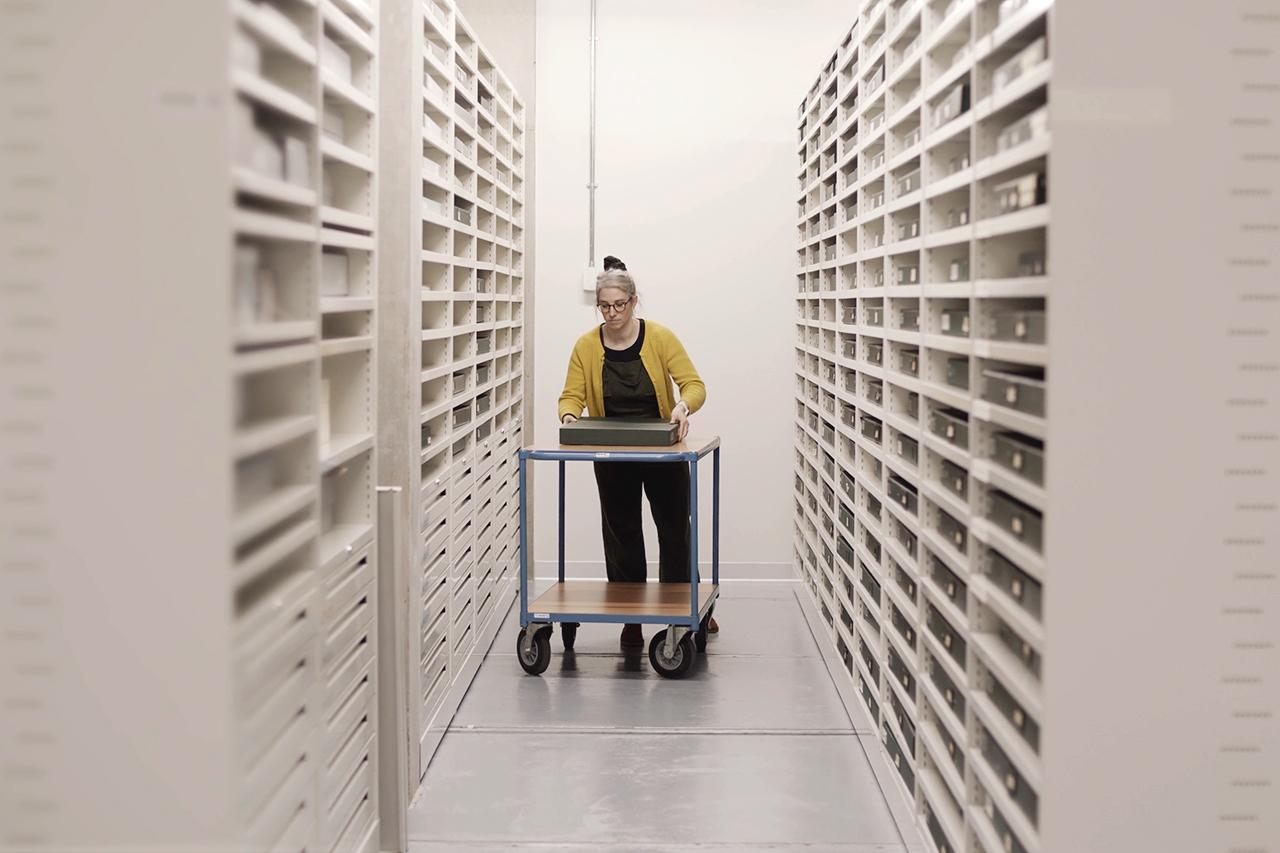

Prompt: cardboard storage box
[
  {"left": 559, "top": 417, "right": 679, "bottom": 447},
  {"left": 983, "top": 367, "right": 1046, "bottom": 416}
]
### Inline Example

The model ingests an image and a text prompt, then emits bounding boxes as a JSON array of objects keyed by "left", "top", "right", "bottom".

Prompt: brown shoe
[
  {"left": 707, "top": 616, "right": 720, "bottom": 633},
  {"left": 620, "top": 623, "right": 644, "bottom": 649}
]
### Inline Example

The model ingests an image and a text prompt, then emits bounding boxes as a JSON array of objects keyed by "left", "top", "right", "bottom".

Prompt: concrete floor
[{"left": 406, "top": 580, "right": 922, "bottom": 852}]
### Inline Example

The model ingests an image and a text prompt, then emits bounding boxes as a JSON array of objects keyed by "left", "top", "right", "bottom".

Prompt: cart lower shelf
[{"left": 527, "top": 581, "right": 718, "bottom": 621}]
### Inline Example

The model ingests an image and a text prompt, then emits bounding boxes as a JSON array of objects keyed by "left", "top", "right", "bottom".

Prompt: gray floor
[{"left": 407, "top": 580, "right": 918, "bottom": 852}]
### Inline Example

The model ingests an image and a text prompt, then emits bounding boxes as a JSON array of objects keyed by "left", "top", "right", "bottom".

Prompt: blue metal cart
[{"left": 516, "top": 435, "right": 721, "bottom": 679}]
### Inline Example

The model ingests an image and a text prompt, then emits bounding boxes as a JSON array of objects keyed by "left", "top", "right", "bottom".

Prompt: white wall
[{"left": 534, "top": 0, "right": 850, "bottom": 578}]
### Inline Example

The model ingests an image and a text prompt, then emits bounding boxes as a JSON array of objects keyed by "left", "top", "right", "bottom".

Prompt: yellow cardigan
[{"left": 558, "top": 320, "right": 706, "bottom": 421}]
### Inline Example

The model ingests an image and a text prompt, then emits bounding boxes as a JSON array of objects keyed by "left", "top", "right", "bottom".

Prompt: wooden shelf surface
[{"left": 528, "top": 581, "right": 717, "bottom": 617}]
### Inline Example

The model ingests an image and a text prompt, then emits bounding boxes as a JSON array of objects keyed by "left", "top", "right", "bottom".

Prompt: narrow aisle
[{"left": 407, "top": 580, "right": 917, "bottom": 851}]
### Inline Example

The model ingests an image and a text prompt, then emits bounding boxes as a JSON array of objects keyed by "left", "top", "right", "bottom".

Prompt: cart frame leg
[
  {"left": 713, "top": 446, "right": 720, "bottom": 585},
  {"left": 558, "top": 459, "right": 566, "bottom": 583},
  {"left": 518, "top": 454, "right": 529, "bottom": 628},
  {"left": 689, "top": 454, "right": 699, "bottom": 626}
]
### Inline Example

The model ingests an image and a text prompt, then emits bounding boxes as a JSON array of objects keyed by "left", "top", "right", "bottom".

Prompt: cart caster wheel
[
  {"left": 648, "top": 629, "right": 697, "bottom": 679},
  {"left": 517, "top": 626, "right": 552, "bottom": 676},
  {"left": 562, "top": 622, "right": 579, "bottom": 651}
]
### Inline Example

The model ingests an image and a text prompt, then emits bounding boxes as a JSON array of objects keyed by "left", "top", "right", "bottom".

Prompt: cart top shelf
[
  {"left": 528, "top": 581, "right": 718, "bottom": 618},
  {"left": 521, "top": 434, "right": 721, "bottom": 462}
]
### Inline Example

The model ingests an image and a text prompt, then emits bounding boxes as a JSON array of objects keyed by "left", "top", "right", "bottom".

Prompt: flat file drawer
[
  {"left": 928, "top": 554, "right": 967, "bottom": 611},
  {"left": 887, "top": 643, "right": 916, "bottom": 700},
  {"left": 945, "top": 357, "right": 970, "bottom": 390},
  {"left": 982, "top": 367, "right": 1046, "bottom": 417},
  {"left": 882, "top": 720, "right": 915, "bottom": 790},
  {"left": 979, "top": 722, "right": 1039, "bottom": 827},
  {"left": 321, "top": 746, "right": 373, "bottom": 848},
  {"left": 237, "top": 663, "right": 309, "bottom": 773},
  {"left": 322, "top": 548, "right": 373, "bottom": 625},
  {"left": 980, "top": 787, "right": 1031, "bottom": 853},
  {"left": 889, "top": 601, "right": 917, "bottom": 649},
  {"left": 238, "top": 695, "right": 310, "bottom": 822},
  {"left": 935, "top": 507, "right": 968, "bottom": 553},
  {"left": 987, "top": 547, "right": 1043, "bottom": 620},
  {"left": 894, "top": 433, "right": 919, "bottom": 465},
  {"left": 887, "top": 474, "right": 918, "bottom": 514},
  {"left": 929, "top": 407, "right": 969, "bottom": 449},
  {"left": 927, "top": 603, "right": 967, "bottom": 667},
  {"left": 330, "top": 789, "right": 377, "bottom": 853},
  {"left": 989, "top": 489, "right": 1043, "bottom": 553},
  {"left": 887, "top": 683, "right": 918, "bottom": 758},
  {"left": 325, "top": 621, "right": 374, "bottom": 714},
  {"left": 321, "top": 698, "right": 374, "bottom": 809},
  {"left": 235, "top": 604, "right": 312, "bottom": 718},
  {"left": 992, "top": 431, "right": 1044, "bottom": 486},
  {"left": 858, "top": 637, "right": 882, "bottom": 684},
  {"left": 859, "top": 673, "right": 881, "bottom": 722},
  {"left": 244, "top": 752, "right": 310, "bottom": 853},
  {"left": 323, "top": 591, "right": 373, "bottom": 680},
  {"left": 939, "top": 458, "right": 969, "bottom": 500}
]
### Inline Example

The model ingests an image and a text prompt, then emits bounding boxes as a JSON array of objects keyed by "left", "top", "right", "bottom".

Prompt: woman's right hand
[{"left": 561, "top": 414, "right": 578, "bottom": 425}]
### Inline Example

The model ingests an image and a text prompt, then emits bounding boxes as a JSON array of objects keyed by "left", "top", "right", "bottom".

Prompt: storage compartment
[
  {"left": 978, "top": 722, "right": 1039, "bottom": 827},
  {"left": 986, "top": 546, "right": 1043, "bottom": 619},
  {"left": 992, "top": 171, "right": 1046, "bottom": 215},
  {"left": 945, "top": 357, "right": 970, "bottom": 391},
  {"left": 939, "top": 458, "right": 969, "bottom": 501},
  {"left": 897, "top": 346, "right": 920, "bottom": 377},
  {"left": 861, "top": 414, "right": 883, "bottom": 443},
  {"left": 929, "top": 406, "right": 970, "bottom": 449},
  {"left": 927, "top": 553, "right": 967, "bottom": 611},
  {"left": 926, "top": 649, "right": 966, "bottom": 720},
  {"left": 982, "top": 366, "right": 1046, "bottom": 416},
  {"left": 887, "top": 474, "right": 918, "bottom": 515},
  {"left": 926, "top": 602, "right": 966, "bottom": 667},
  {"left": 936, "top": 507, "right": 967, "bottom": 553},
  {"left": 991, "top": 306, "right": 1047, "bottom": 344},
  {"left": 988, "top": 489, "right": 1044, "bottom": 552},
  {"left": 894, "top": 433, "right": 919, "bottom": 466},
  {"left": 991, "top": 430, "right": 1044, "bottom": 485},
  {"left": 939, "top": 306, "right": 970, "bottom": 337},
  {"left": 996, "top": 104, "right": 1049, "bottom": 153}
]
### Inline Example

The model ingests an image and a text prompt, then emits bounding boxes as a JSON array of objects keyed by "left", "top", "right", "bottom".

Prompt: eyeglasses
[{"left": 597, "top": 298, "right": 633, "bottom": 314}]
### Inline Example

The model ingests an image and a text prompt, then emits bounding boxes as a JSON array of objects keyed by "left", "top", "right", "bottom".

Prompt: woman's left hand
[{"left": 670, "top": 403, "right": 690, "bottom": 442}]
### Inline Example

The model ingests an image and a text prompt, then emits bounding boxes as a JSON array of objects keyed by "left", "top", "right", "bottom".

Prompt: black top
[{"left": 600, "top": 320, "right": 660, "bottom": 418}]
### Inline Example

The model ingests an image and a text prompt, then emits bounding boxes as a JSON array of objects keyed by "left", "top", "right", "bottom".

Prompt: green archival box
[{"left": 559, "top": 417, "right": 679, "bottom": 447}]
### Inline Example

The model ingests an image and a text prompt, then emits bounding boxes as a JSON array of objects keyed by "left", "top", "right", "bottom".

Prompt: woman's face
[{"left": 597, "top": 286, "right": 635, "bottom": 330}]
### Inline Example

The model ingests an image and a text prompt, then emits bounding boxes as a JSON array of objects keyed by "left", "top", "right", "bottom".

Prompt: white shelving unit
[
  {"left": 378, "top": 0, "right": 527, "bottom": 784},
  {"left": 230, "top": 0, "right": 380, "bottom": 850},
  {"left": 794, "top": 2, "right": 1051, "bottom": 852}
]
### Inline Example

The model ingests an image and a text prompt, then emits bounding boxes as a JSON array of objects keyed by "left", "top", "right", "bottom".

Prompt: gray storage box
[
  {"left": 999, "top": 618, "right": 1042, "bottom": 679},
  {"left": 898, "top": 346, "right": 920, "bottom": 376},
  {"left": 993, "top": 307, "right": 1047, "bottom": 343},
  {"left": 979, "top": 723, "right": 1039, "bottom": 827},
  {"left": 559, "top": 417, "right": 678, "bottom": 446},
  {"left": 927, "top": 651, "right": 966, "bottom": 720},
  {"left": 936, "top": 508, "right": 967, "bottom": 553},
  {"left": 946, "top": 357, "right": 971, "bottom": 390},
  {"left": 984, "top": 790, "right": 1030, "bottom": 853},
  {"left": 992, "top": 430, "right": 1044, "bottom": 484},
  {"left": 906, "top": 391, "right": 920, "bottom": 419},
  {"left": 988, "top": 669, "right": 1041, "bottom": 752},
  {"left": 887, "top": 684, "right": 918, "bottom": 759},
  {"left": 897, "top": 263, "right": 920, "bottom": 285},
  {"left": 866, "top": 305, "right": 884, "bottom": 326},
  {"left": 896, "top": 523, "right": 917, "bottom": 557},
  {"left": 894, "top": 562, "right": 917, "bottom": 601},
  {"left": 939, "top": 458, "right": 969, "bottom": 500},
  {"left": 994, "top": 172, "right": 1047, "bottom": 214},
  {"left": 983, "top": 366, "right": 1046, "bottom": 416},
  {"left": 928, "top": 554, "right": 967, "bottom": 610},
  {"left": 866, "top": 378, "right": 884, "bottom": 405},
  {"left": 1017, "top": 250, "right": 1046, "bottom": 277},
  {"left": 887, "top": 644, "right": 916, "bottom": 699},
  {"left": 990, "top": 489, "right": 1044, "bottom": 552},
  {"left": 940, "top": 307, "right": 970, "bottom": 336},
  {"left": 887, "top": 474, "right": 918, "bottom": 514},
  {"left": 930, "top": 407, "right": 970, "bottom": 448},
  {"left": 866, "top": 340, "right": 884, "bottom": 364},
  {"left": 900, "top": 307, "right": 919, "bottom": 330},
  {"left": 890, "top": 602, "right": 917, "bottom": 648},
  {"left": 927, "top": 602, "right": 967, "bottom": 667},
  {"left": 988, "top": 546, "right": 1043, "bottom": 619},
  {"left": 895, "top": 433, "right": 919, "bottom": 465}
]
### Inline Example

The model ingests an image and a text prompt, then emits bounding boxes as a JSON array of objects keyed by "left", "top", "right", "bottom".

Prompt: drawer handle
[
  {"left": 945, "top": 423, "right": 955, "bottom": 438},
  {"left": 1010, "top": 578, "right": 1024, "bottom": 598},
  {"left": 1012, "top": 516, "right": 1024, "bottom": 536},
  {"left": 1005, "top": 385, "right": 1019, "bottom": 404},
  {"left": 1005, "top": 772, "right": 1018, "bottom": 793}
]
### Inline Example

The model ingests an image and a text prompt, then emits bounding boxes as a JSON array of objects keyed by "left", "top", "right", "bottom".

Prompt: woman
[{"left": 557, "top": 256, "right": 718, "bottom": 650}]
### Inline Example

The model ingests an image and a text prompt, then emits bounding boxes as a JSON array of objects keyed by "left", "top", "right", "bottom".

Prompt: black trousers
[{"left": 592, "top": 461, "right": 691, "bottom": 583}]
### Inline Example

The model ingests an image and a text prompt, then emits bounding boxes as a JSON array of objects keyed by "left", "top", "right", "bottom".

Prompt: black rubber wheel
[
  {"left": 648, "top": 629, "right": 697, "bottom": 679},
  {"left": 517, "top": 627, "right": 552, "bottom": 675},
  {"left": 561, "top": 622, "right": 579, "bottom": 651}
]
